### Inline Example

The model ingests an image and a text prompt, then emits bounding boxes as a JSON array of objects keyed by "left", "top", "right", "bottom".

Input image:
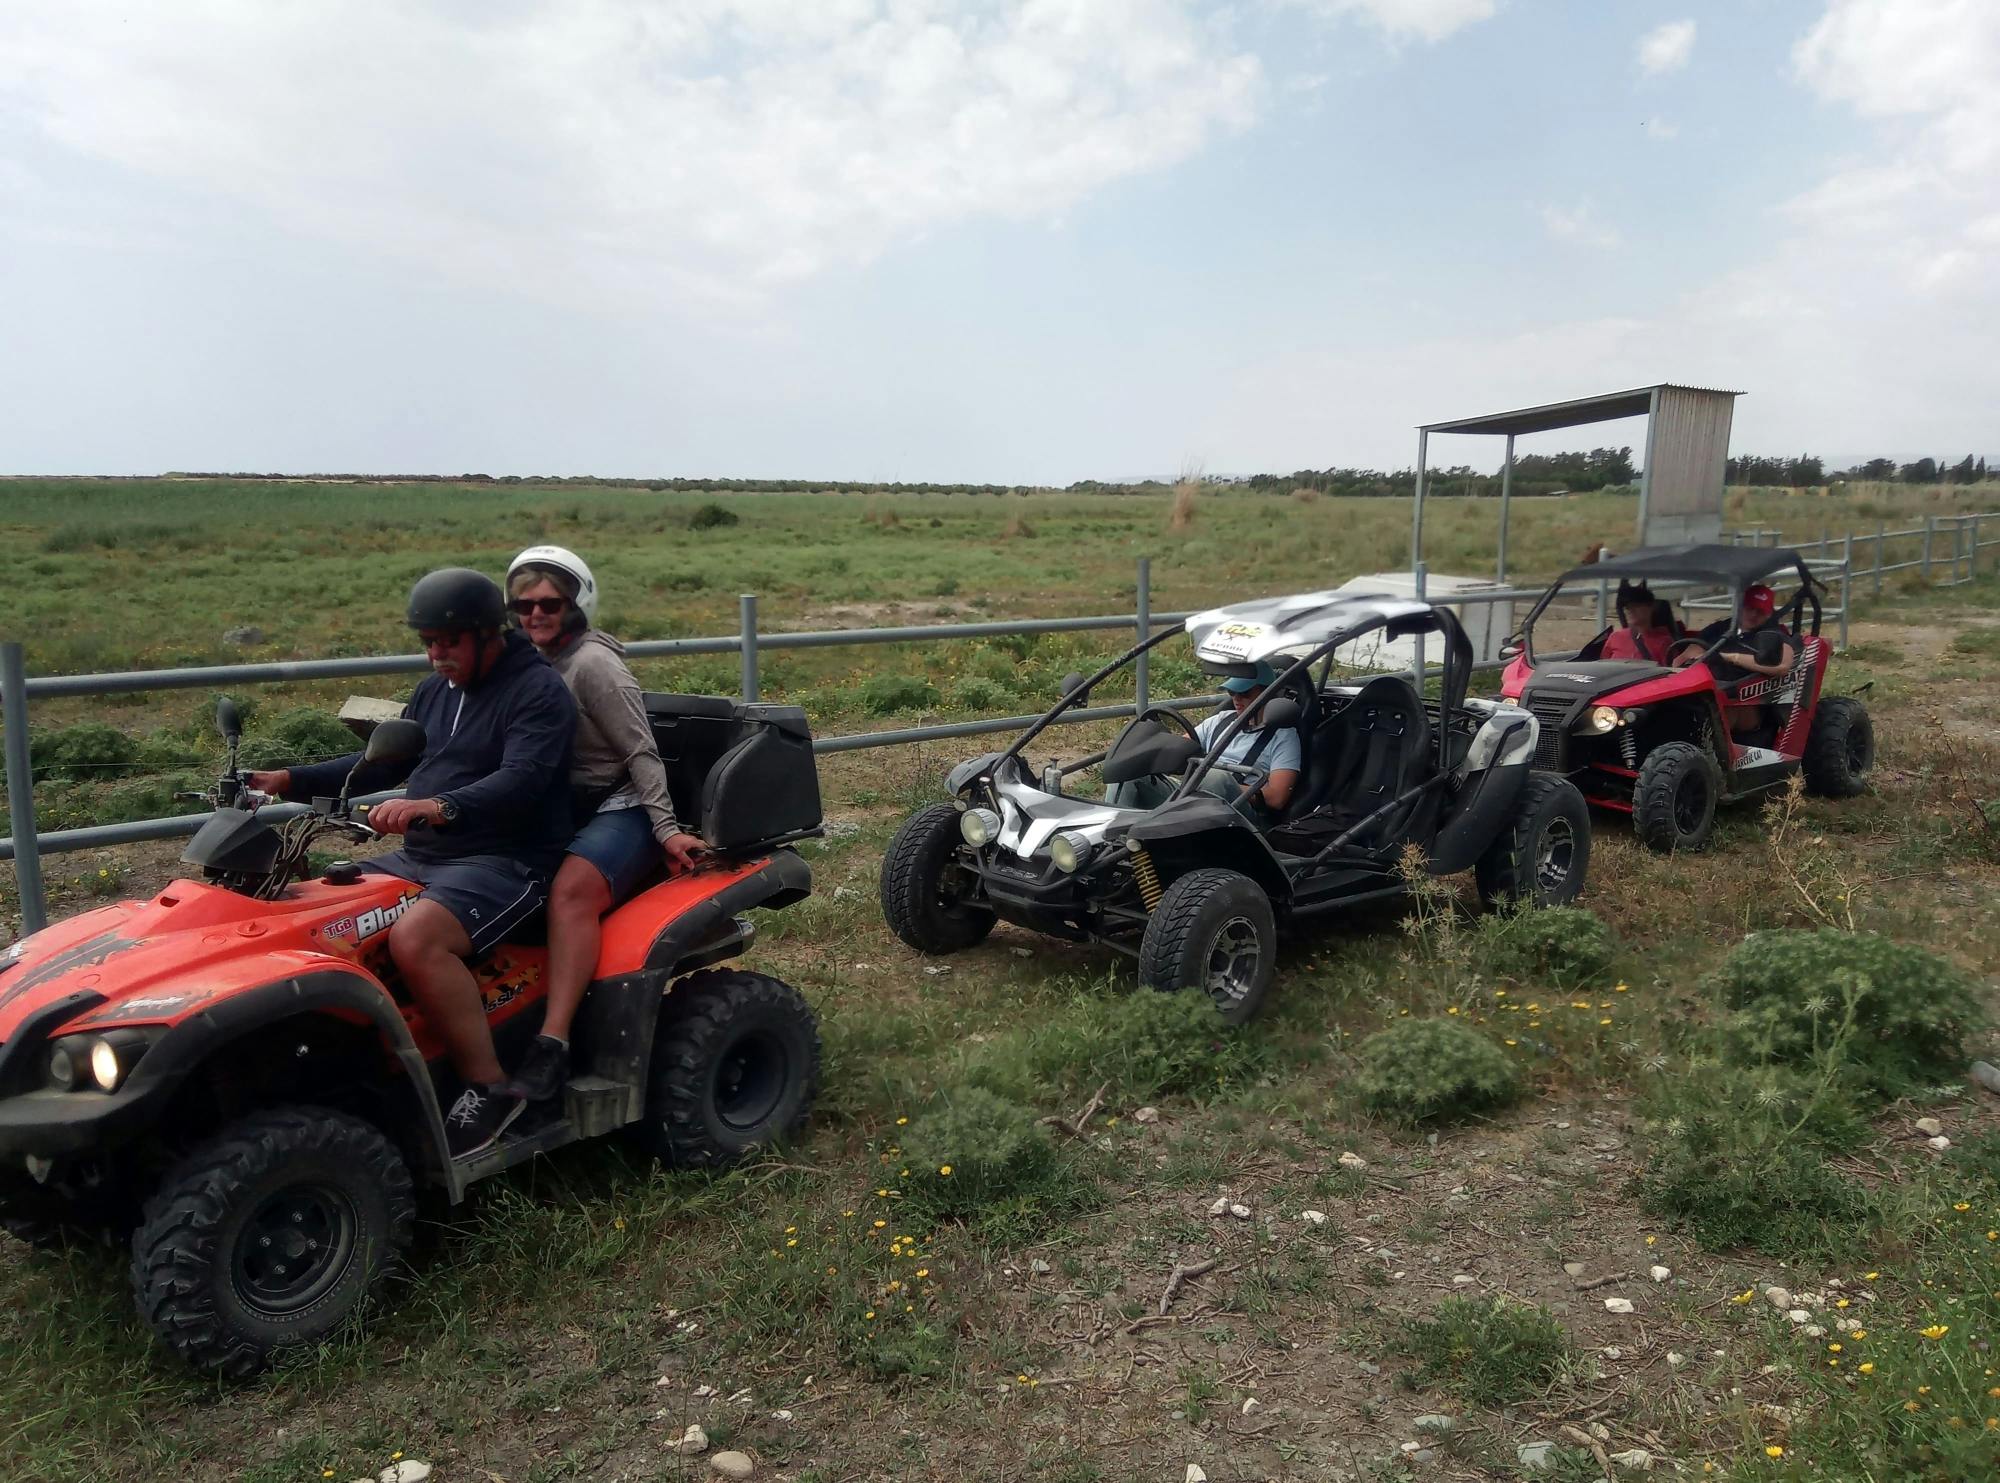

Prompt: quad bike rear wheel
[
  {"left": 1802, "top": 695, "right": 1874, "bottom": 798},
  {"left": 1634, "top": 741, "right": 1722, "bottom": 854},
  {"left": 129, "top": 1107, "right": 415, "bottom": 1378},
  {"left": 641, "top": 968, "right": 821, "bottom": 1168},
  {"left": 1138, "top": 868, "right": 1277, "bottom": 1024},
  {"left": 880, "top": 803, "right": 997, "bottom": 954},
  {"left": 1475, "top": 773, "right": 1591, "bottom": 907}
]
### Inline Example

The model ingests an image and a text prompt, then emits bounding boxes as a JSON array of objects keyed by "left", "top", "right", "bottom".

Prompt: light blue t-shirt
[{"left": 1195, "top": 709, "right": 1302, "bottom": 775}]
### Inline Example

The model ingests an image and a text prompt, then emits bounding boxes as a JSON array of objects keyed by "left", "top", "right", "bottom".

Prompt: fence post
[
  {"left": 1819, "top": 523, "right": 1829, "bottom": 558},
  {"left": 738, "top": 594, "right": 759, "bottom": 703},
  {"left": 2, "top": 642, "right": 47, "bottom": 936},
  {"left": 1134, "top": 557, "right": 1151, "bottom": 716},
  {"left": 1923, "top": 516, "right": 1935, "bottom": 581},
  {"left": 1874, "top": 521, "right": 1885, "bottom": 597},
  {"left": 1840, "top": 534, "right": 1851, "bottom": 651},
  {"left": 1972, "top": 515, "right": 1982, "bottom": 578},
  {"left": 1595, "top": 576, "right": 1608, "bottom": 628},
  {"left": 1410, "top": 562, "right": 1428, "bottom": 686}
]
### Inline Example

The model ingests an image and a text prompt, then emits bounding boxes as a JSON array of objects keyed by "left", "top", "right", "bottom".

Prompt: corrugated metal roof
[{"left": 1422, "top": 383, "right": 1743, "bottom": 437}]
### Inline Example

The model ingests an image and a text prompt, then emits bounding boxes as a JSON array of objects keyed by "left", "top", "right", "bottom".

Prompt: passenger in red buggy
[{"left": 1600, "top": 581, "right": 1677, "bottom": 665}]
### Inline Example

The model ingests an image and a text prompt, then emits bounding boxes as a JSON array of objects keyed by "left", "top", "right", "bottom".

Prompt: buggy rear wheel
[
  {"left": 1138, "top": 868, "right": 1277, "bottom": 1025},
  {"left": 1633, "top": 741, "right": 1721, "bottom": 853},
  {"left": 1802, "top": 696, "right": 1873, "bottom": 798},
  {"left": 128, "top": 1107, "right": 414, "bottom": 1377},
  {"left": 880, "top": 803, "right": 997, "bottom": 953},
  {"left": 641, "top": 968, "right": 821, "bottom": 1168},
  {"left": 1475, "top": 774, "right": 1591, "bottom": 907}
]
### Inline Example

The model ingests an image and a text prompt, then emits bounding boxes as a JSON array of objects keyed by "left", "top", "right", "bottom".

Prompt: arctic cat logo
[
  {"left": 1549, "top": 673, "right": 1597, "bottom": 684},
  {"left": 354, "top": 894, "right": 421, "bottom": 943}
]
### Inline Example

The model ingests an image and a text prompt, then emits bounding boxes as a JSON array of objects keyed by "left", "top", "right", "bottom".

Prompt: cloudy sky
[{"left": 1, "top": 0, "right": 1993, "bottom": 481}]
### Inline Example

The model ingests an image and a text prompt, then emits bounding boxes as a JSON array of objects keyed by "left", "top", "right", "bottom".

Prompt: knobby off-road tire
[
  {"left": 1633, "top": 741, "right": 1723, "bottom": 854},
  {"left": 129, "top": 1107, "right": 415, "bottom": 1378},
  {"left": 1138, "top": 868, "right": 1277, "bottom": 1025},
  {"left": 1475, "top": 773, "right": 1592, "bottom": 908},
  {"left": 1802, "top": 695, "right": 1874, "bottom": 798},
  {"left": 880, "top": 803, "right": 997, "bottom": 954},
  {"left": 643, "top": 968, "right": 821, "bottom": 1168}
]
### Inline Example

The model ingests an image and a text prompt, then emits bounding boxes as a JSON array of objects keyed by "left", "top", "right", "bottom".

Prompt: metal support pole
[
  {"left": 738, "top": 594, "right": 759, "bottom": 703},
  {"left": 1496, "top": 433, "right": 1514, "bottom": 584},
  {"left": 1134, "top": 557, "right": 1151, "bottom": 715},
  {"left": 1410, "top": 429, "right": 1429, "bottom": 576},
  {"left": 1596, "top": 577, "right": 1609, "bottom": 628},
  {"left": 1972, "top": 515, "right": 1982, "bottom": 577},
  {"left": 1874, "top": 521, "right": 1885, "bottom": 598},
  {"left": 1410, "top": 562, "right": 1428, "bottom": 686},
  {"left": 1923, "top": 516, "right": 1935, "bottom": 581},
  {"left": 1840, "top": 534, "right": 1851, "bottom": 651},
  {"left": 1819, "top": 523, "right": 1829, "bottom": 558},
  {"left": 2, "top": 642, "right": 47, "bottom": 935}
]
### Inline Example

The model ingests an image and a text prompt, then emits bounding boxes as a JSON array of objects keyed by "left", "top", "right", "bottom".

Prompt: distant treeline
[{"left": 1728, "top": 454, "right": 1992, "bottom": 486}]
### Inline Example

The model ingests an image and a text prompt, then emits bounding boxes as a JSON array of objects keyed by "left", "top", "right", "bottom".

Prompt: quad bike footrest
[{"left": 455, "top": 1075, "right": 634, "bottom": 1185}]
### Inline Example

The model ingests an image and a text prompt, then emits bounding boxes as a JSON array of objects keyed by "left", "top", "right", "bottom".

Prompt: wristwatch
[{"left": 434, "top": 796, "right": 460, "bottom": 826}]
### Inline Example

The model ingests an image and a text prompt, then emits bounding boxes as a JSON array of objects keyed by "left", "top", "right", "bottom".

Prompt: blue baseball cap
[{"left": 1221, "top": 661, "right": 1276, "bottom": 694}]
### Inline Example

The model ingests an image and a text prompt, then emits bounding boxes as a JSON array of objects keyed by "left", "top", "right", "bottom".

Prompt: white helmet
[{"left": 507, "top": 544, "right": 598, "bottom": 626}]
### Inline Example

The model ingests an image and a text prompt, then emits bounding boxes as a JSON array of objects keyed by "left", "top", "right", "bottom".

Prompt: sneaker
[
  {"left": 444, "top": 1083, "right": 525, "bottom": 1159},
  {"left": 507, "top": 1035, "right": 571, "bottom": 1104}
]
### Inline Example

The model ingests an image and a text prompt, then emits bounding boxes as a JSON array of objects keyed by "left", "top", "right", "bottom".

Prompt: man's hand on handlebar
[
  {"left": 365, "top": 797, "right": 446, "bottom": 834},
  {"left": 245, "top": 768, "right": 291, "bottom": 797}
]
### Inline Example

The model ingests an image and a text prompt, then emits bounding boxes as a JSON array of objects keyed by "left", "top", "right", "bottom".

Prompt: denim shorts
[
  {"left": 566, "top": 807, "right": 663, "bottom": 904},
  {"left": 360, "top": 852, "right": 548, "bottom": 953}
]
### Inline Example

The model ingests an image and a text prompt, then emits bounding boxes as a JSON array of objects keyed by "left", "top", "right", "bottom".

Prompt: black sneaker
[
  {"left": 444, "top": 1083, "right": 525, "bottom": 1159},
  {"left": 507, "top": 1035, "right": 571, "bottom": 1104}
]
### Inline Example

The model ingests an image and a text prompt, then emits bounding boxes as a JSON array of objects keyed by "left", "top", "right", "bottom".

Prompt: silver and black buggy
[{"left": 880, "top": 591, "right": 1591, "bottom": 1021}]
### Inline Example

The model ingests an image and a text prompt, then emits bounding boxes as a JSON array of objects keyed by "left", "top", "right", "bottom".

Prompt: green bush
[
  {"left": 1471, "top": 906, "right": 1615, "bottom": 987},
  {"left": 900, "top": 1086, "right": 1061, "bottom": 1221},
  {"left": 240, "top": 708, "right": 361, "bottom": 769},
  {"left": 1633, "top": 1064, "right": 1869, "bottom": 1255},
  {"left": 687, "top": 502, "right": 739, "bottom": 531},
  {"left": 1353, "top": 1018, "right": 1521, "bottom": 1124},
  {"left": 947, "top": 675, "right": 1015, "bottom": 714},
  {"left": 1395, "top": 1296, "right": 1569, "bottom": 1404},
  {"left": 860, "top": 674, "right": 938, "bottom": 715},
  {"left": 1710, "top": 930, "right": 1987, "bottom": 1099},
  {"left": 31, "top": 722, "right": 137, "bottom": 782},
  {"left": 962, "top": 986, "right": 1270, "bottom": 1104}
]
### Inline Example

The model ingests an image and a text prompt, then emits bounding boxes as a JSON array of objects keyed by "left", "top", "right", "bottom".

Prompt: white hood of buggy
[{"left": 989, "top": 778, "right": 1138, "bottom": 859}]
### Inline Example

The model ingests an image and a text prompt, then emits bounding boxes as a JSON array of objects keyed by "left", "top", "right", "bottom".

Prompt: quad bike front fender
[{"left": 0, "top": 962, "right": 443, "bottom": 1168}]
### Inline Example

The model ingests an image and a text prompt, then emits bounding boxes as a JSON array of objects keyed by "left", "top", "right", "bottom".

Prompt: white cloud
[
  {"left": 1637, "top": 19, "right": 1696, "bottom": 75},
  {"left": 1541, "top": 201, "right": 1622, "bottom": 250},
  {"left": 0, "top": 0, "right": 1264, "bottom": 311},
  {"left": 1283, "top": 0, "right": 1496, "bottom": 44}
]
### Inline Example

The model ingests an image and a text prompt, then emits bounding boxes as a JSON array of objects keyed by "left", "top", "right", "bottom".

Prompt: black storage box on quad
[{"left": 644, "top": 695, "right": 823, "bottom": 852}]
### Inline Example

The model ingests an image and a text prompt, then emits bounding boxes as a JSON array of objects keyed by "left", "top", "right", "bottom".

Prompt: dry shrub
[
  {"left": 1001, "top": 512, "right": 1035, "bottom": 540},
  {"left": 1290, "top": 486, "right": 1320, "bottom": 504},
  {"left": 1168, "top": 481, "right": 1199, "bottom": 531},
  {"left": 863, "top": 502, "right": 900, "bottom": 529}
]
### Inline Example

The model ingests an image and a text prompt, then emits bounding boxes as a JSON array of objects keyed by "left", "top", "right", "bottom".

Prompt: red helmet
[{"left": 1742, "top": 584, "right": 1776, "bottom": 617}]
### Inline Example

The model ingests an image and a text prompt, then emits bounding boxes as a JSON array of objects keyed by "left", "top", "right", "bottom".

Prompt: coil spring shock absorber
[
  {"left": 1619, "top": 728, "right": 1638, "bottom": 769},
  {"left": 1129, "top": 844, "right": 1164, "bottom": 911}
]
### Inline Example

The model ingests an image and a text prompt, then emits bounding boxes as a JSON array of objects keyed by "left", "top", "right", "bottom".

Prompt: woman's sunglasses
[{"left": 510, "top": 596, "right": 568, "bottom": 616}]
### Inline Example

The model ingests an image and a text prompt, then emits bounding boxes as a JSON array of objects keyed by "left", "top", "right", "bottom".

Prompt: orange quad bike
[{"left": 0, "top": 694, "right": 825, "bottom": 1376}]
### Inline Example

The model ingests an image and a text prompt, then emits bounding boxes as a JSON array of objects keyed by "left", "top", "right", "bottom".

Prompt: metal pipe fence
[{"left": 5, "top": 520, "right": 1997, "bottom": 932}]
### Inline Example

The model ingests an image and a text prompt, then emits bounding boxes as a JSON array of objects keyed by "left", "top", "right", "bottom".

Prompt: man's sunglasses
[{"left": 509, "top": 596, "right": 568, "bottom": 616}]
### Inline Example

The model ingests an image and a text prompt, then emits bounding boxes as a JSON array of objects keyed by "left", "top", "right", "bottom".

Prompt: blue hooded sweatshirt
[{"left": 285, "top": 629, "right": 576, "bottom": 872}]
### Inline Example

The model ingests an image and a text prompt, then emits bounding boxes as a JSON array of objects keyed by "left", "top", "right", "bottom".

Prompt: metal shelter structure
[{"left": 1412, "top": 383, "right": 1743, "bottom": 582}]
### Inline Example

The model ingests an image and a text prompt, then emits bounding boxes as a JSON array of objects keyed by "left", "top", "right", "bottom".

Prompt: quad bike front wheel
[
  {"left": 1802, "top": 695, "right": 1874, "bottom": 798},
  {"left": 642, "top": 968, "right": 822, "bottom": 1168},
  {"left": 1138, "top": 868, "right": 1278, "bottom": 1024},
  {"left": 880, "top": 802, "right": 998, "bottom": 954},
  {"left": 129, "top": 1107, "right": 415, "bottom": 1378},
  {"left": 1633, "top": 741, "right": 1722, "bottom": 854},
  {"left": 1475, "top": 773, "right": 1591, "bottom": 907}
]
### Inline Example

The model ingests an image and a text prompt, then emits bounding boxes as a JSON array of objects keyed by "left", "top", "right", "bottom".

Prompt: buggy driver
[
  {"left": 1107, "top": 661, "right": 1300, "bottom": 817},
  {"left": 248, "top": 568, "right": 577, "bottom": 1159}
]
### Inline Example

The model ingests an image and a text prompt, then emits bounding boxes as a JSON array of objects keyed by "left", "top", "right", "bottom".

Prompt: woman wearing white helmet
[{"left": 503, "top": 544, "right": 705, "bottom": 1103}]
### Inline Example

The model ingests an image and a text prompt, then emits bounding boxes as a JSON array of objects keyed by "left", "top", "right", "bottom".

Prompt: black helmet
[{"left": 406, "top": 568, "right": 505, "bottom": 632}]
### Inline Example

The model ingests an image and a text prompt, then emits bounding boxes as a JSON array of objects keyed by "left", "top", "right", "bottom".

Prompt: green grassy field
[{"left": 2, "top": 479, "right": 1999, "bottom": 1482}]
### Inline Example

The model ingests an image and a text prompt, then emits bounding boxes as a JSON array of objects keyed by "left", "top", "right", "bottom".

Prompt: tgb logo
[{"left": 355, "top": 893, "right": 421, "bottom": 943}]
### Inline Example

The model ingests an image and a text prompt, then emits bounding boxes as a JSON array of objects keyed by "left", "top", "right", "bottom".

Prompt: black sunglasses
[{"left": 509, "top": 596, "right": 568, "bottom": 616}]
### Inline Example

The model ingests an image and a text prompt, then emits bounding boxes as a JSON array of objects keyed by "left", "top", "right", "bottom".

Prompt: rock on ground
[
  {"left": 710, "top": 1452, "right": 754, "bottom": 1479},
  {"left": 379, "top": 1465, "right": 432, "bottom": 1483}
]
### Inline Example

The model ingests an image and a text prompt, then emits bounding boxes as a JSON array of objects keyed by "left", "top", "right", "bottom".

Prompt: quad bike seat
[{"left": 1281, "top": 675, "right": 1430, "bottom": 842}]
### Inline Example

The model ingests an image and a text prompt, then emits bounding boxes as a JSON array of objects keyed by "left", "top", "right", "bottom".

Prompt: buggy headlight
[
  {"left": 1575, "top": 704, "right": 1623, "bottom": 735},
  {"left": 960, "top": 807, "right": 1002, "bottom": 847},
  {"left": 1049, "top": 830, "right": 1092, "bottom": 874},
  {"left": 90, "top": 1039, "right": 125, "bottom": 1092},
  {"left": 45, "top": 1042, "right": 79, "bottom": 1092}
]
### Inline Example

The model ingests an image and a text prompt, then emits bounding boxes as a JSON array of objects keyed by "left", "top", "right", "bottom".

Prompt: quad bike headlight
[
  {"left": 960, "top": 807, "right": 1002, "bottom": 847},
  {"left": 1049, "top": 829, "right": 1092, "bottom": 874},
  {"left": 46, "top": 1030, "right": 159, "bottom": 1094},
  {"left": 1575, "top": 704, "right": 1624, "bottom": 736},
  {"left": 45, "top": 1042, "right": 78, "bottom": 1092},
  {"left": 89, "top": 1039, "right": 126, "bottom": 1093}
]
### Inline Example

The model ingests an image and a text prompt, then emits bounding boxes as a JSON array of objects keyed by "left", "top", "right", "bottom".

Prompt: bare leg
[
  {"left": 542, "top": 854, "right": 613, "bottom": 1043},
  {"left": 389, "top": 901, "right": 503, "bottom": 1085}
]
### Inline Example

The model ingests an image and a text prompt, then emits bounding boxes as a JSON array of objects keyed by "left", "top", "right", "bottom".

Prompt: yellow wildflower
[
  {"left": 939, "top": 1165, "right": 953, "bottom": 1176},
  {"left": 1859, "top": 1363, "right": 1874, "bottom": 1374},
  {"left": 1765, "top": 1446, "right": 1784, "bottom": 1458},
  {"left": 1922, "top": 1326, "right": 1950, "bottom": 1341}
]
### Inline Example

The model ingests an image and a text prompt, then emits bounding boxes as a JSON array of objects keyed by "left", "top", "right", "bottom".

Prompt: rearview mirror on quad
[
  {"left": 215, "top": 698, "right": 243, "bottom": 741},
  {"left": 1059, "top": 671, "right": 1088, "bottom": 698},
  {"left": 364, "top": 718, "right": 425, "bottom": 765}
]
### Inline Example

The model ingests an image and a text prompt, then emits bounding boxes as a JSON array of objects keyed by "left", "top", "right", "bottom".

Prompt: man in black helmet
[{"left": 248, "top": 569, "right": 577, "bottom": 1158}]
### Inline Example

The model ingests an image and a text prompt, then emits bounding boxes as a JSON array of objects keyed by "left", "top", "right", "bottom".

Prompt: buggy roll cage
[{"left": 1517, "top": 546, "right": 1822, "bottom": 667}]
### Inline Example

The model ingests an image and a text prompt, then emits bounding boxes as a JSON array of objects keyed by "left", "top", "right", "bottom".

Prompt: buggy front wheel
[
  {"left": 1802, "top": 696, "right": 1873, "bottom": 798},
  {"left": 1138, "top": 868, "right": 1277, "bottom": 1024},
  {"left": 1476, "top": 773, "right": 1591, "bottom": 907},
  {"left": 1633, "top": 742, "right": 1722, "bottom": 853},
  {"left": 880, "top": 803, "right": 997, "bottom": 954}
]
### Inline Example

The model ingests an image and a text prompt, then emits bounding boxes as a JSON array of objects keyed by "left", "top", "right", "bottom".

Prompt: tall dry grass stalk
[
  {"left": 1002, "top": 512, "right": 1035, "bottom": 540},
  {"left": 1168, "top": 458, "right": 1204, "bottom": 532}
]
